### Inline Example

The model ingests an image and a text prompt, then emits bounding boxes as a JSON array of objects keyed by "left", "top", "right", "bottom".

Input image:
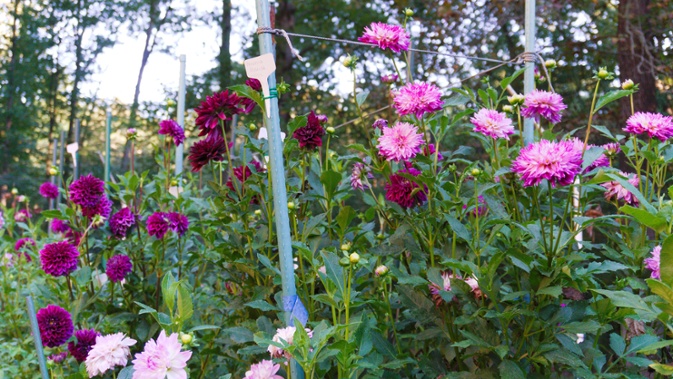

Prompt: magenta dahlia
[
  {"left": 385, "top": 167, "right": 427, "bottom": 208},
  {"left": 372, "top": 119, "right": 388, "bottom": 130},
  {"left": 292, "top": 111, "right": 326, "bottom": 150},
  {"left": 106, "top": 255, "right": 133, "bottom": 282},
  {"left": 470, "top": 109, "right": 515, "bottom": 140},
  {"left": 624, "top": 112, "right": 673, "bottom": 141},
  {"left": 601, "top": 172, "right": 639, "bottom": 205},
  {"left": 69, "top": 174, "right": 105, "bottom": 208},
  {"left": 40, "top": 241, "right": 79, "bottom": 277},
  {"left": 14, "top": 237, "right": 34, "bottom": 262},
  {"left": 68, "top": 328, "right": 99, "bottom": 363},
  {"left": 377, "top": 122, "right": 424, "bottom": 162},
  {"left": 188, "top": 137, "right": 227, "bottom": 172},
  {"left": 520, "top": 90, "right": 567, "bottom": 124},
  {"left": 109, "top": 207, "right": 136, "bottom": 238},
  {"left": 51, "top": 219, "right": 70, "bottom": 234},
  {"left": 82, "top": 195, "right": 112, "bottom": 220},
  {"left": 37, "top": 304, "right": 73, "bottom": 348},
  {"left": 644, "top": 245, "right": 661, "bottom": 279},
  {"left": 158, "top": 120, "right": 186, "bottom": 146},
  {"left": 350, "top": 162, "right": 372, "bottom": 190},
  {"left": 146, "top": 212, "right": 169, "bottom": 239},
  {"left": 246, "top": 78, "right": 262, "bottom": 91},
  {"left": 423, "top": 143, "right": 443, "bottom": 161},
  {"left": 194, "top": 90, "right": 255, "bottom": 138},
  {"left": 393, "top": 82, "right": 443, "bottom": 118},
  {"left": 567, "top": 138, "right": 610, "bottom": 173},
  {"left": 358, "top": 22, "right": 410, "bottom": 53},
  {"left": 39, "top": 182, "right": 59, "bottom": 199},
  {"left": 167, "top": 212, "right": 189, "bottom": 237},
  {"left": 511, "top": 139, "right": 582, "bottom": 187}
]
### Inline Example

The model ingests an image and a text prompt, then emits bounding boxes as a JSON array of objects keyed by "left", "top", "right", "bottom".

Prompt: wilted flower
[
  {"left": 601, "top": 172, "right": 639, "bottom": 205},
  {"left": 511, "top": 139, "right": 582, "bottom": 187},
  {"left": 106, "top": 255, "right": 132, "bottom": 283},
  {"left": 350, "top": 162, "right": 372, "bottom": 190},
  {"left": 377, "top": 122, "right": 424, "bottom": 162},
  {"left": 39, "top": 182, "right": 59, "bottom": 199},
  {"left": 37, "top": 305, "right": 73, "bottom": 348},
  {"left": 132, "top": 330, "right": 192, "bottom": 379},
  {"left": 158, "top": 120, "right": 186, "bottom": 146},
  {"left": 292, "top": 111, "right": 325, "bottom": 150},
  {"left": 195, "top": 90, "right": 255, "bottom": 139},
  {"left": 109, "top": 208, "right": 136, "bottom": 239},
  {"left": 40, "top": 241, "right": 79, "bottom": 277},
  {"left": 393, "top": 82, "right": 443, "bottom": 118},
  {"left": 358, "top": 22, "right": 410, "bottom": 53},
  {"left": 126, "top": 128, "right": 138, "bottom": 139},
  {"left": 624, "top": 112, "right": 673, "bottom": 142},
  {"left": 603, "top": 142, "right": 621, "bottom": 158},
  {"left": 385, "top": 167, "right": 427, "bottom": 208},
  {"left": 68, "top": 329, "right": 99, "bottom": 363},
  {"left": 188, "top": 137, "right": 227, "bottom": 172},
  {"left": 520, "top": 90, "right": 567, "bottom": 124},
  {"left": 85, "top": 333, "right": 136, "bottom": 378},
  {"left": 470, "top": 109, "right": 515, "bottom": 140},
  {"left": 244, "top": 360, "right": 284, "bottom": 379},
  {"left": 644, "top": 245, "right": 661, "bottom": 279}
]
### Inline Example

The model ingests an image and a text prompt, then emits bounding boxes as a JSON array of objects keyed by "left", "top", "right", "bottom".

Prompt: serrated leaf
[
  {"left": 245, "top": 300, "right": 277, "bottom": 312},
  {"left": 320, "top": 170, "right": 341, "bottom": 199},
  {"left": 499, "top": 360, "right": 526, "bottom": 379},
  {"left": 650, "top": 363, "right": 673, "bottom": 375},
  {"left": 177, "top": 282, "right": 194, "bottom": 322},
  {"left": 500, "top": 67, "right": 526, "bottom": 90},
  {"left": 593, "top": 90, "right": 633, "bottom": 114},
  {"left": 619, "top": 205, "right": 667, "bottom": 233},
  {"left": 161, "top": 273, "right": 176, "bottom": 314},
  {"left": 659, "top": 235, "right": 673, "bottom": 288},
  {"left": 609, "top": 333, "right": 626, "bottom": 356},
  {"left": 446, "top": 215, "right": 470, "bottom": 242},
  {"left": 230, "top": 84, "right": 264, "bottom": 109},
  {"left": 322, "top": 251, "right": 345, "bottom": 298}
]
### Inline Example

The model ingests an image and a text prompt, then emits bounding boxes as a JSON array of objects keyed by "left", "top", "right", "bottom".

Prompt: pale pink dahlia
[
  {"left": 520, "top": 90, "right": 567, "bottom": 124},
  {"left": 511, "top": 139, "right": 582, "bottom": 187},
  {"left": 350, "top": 162, "right": 372, "bottom": 190},
  {"left": 644, "top": 245, "right": 661, "bottom": 279},
  {"left": 244, "top": 360, "right": 284, "bottom": 379},
  {"left": 393, "top": 82, "right": 443, "bottom": 118},
  {"left": 470, "top": 109, "right": 515, "bottom": 140},
  {"left": 624, "top": 112, "right": 673, "bottom": 141},
  {"left": 85, "top": 333, "right": 136, "bottom": 377},
  {"left": 268, "top": 326, "right": 313, "bottom": 359},
  {"left": 601, "top": 171, "right": 639, "bottom": 205},
  {"left": 358, "top": 22, "right": 410, "bottom": 53},
  {"left": 377, "top": 122, "right": 424, "bottom": 162},
  {"left": 429, "top": 271, "right": 452, "bottom": 306},
  {"left": 132, "top": 330, "right": 192, "bottom": 379}
]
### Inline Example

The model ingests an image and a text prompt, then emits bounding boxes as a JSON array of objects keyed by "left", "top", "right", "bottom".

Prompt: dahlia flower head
[
  {"left": 85, "top": 333, "right": 137, "bottom": 378},
  {"left": 644, "top": 245, "right": 661, "bottom": 279},
  {"left": 268, "top": 326, "right": 313, "bottom": 359},
  {"left": 14, "top": 237, "right": 34, "bottom": 262},
  {"left": 393, "top": 82, "right": 443, "bottom": 118},
  {"left": 377, "top": 122, "right": 424, "bottom": 162},
  {"left": 423, "top": 143, "right": 443, "bottom": 161},
  {"left": 68, "top": 328, "right": 99, "bottom": 363},
  {"left": 158, "top": 119, "right": 186, "bottom": 146},
  {"left": 14, "top": 208, "right": 31, "bottom": 222},
  {"left": 39, "top": 182, "right": 59, "bottom": 199},
  {"left": 567, "top": 138, "right": 610, "bottom": 173},
  {"left": 246, "top": 78, "right": 262, "bottom": 91},
  {"left": 470, "top": 109, "right": 515, "bottom": 140},
  {"left": 624, "top": 112, "right": 673, "bottom": 142},
  {"left": 520, "top": 90, "right": 567, "bottom": 124},
  {"left": 37, "top": 304, "right": 73, "bottom": 348},
  {"left": 292, "top": 111, "right": 326, "bottom": 150},
  {"left": 0, "top": 211, "right": 4, "bottom": 229},
  {"left": 372, "top": 119, "right": 388, "bottom": 130},
  {"left": 601, "top": 172, "right": 639, "bottom": 206},
  {"left": 511, "top": 139, "right": 582, "bottom": 187},
  {"left": 49, "top": 352, "right": 68, "bottom": 363},
  {"left": 69, "top": 174, "right": 105, "bottom": 209},
  {"left": 132, "top": 330, "right": 192, "bottom": 379},
  {"left": 350, "top": 162, "right": 372, "bottom": 191},
  {"left": 244, "top": 360, "right": 284, "bottom": 379},
  {"left": 358, "top": 22, "right": 410, "bottom": 53},
  {"left": 51, "top": 219, "right": 70, "bottom": 234},
  {"left": 81, "top": 195, "right": 112, "bottom": 220},
  {"left": 40, "top": 241, "right": 79, "bottom": 277},
  {"left": 109, "top": 207, "right": 136, "bottom": 238},
  {"left": 385, "top": 167, "right": 427, "bottom": 208},
  {"left": 106, "top": 255, "right": 132, "bottom": 283},
  {"left": 188, "top": 137, "right": 227, "bottom": 172},
  {"left": 194, "top": 89, "right": 255, "bottom": 138},
  {"left": 147, "top": 212, "right": 189, "bottom": 239}
]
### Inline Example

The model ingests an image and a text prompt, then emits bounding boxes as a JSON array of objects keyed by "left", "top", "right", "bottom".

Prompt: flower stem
[{"left": 582, "top": 79, "right": 601, "bottom": 154}]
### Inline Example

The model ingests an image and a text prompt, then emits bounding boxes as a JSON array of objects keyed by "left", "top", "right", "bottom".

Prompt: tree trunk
[
  {"left": 4, "top": 0, "right": 20, "bottom": 135},
  {"left": 219, "top": 0, "right": 232, "bottom": 89},
  {"left": 617, "top": 0, "right": 657, "bottom": 123},
  {"left": 274, "top": 0, "right": 296, "bottom": 85}
]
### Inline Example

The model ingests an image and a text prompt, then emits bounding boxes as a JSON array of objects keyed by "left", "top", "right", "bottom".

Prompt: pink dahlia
[
  {"left": 147, "top": 212, "right": 169, "bottom": 239},
  {"left": 194, "top": 90, "right": 255, "bottom": 138},
  {"left": 567, "top": 138, "right": 610, "bottom": 173},
  {"left": 37, "top": 304, "right": 73, "bottom": 348},
  {"left": 69, "top": 174, "right": 105, "bottom": 208},
  {"left": 14, "top": 208, "right": 31, "bottom": 222},
  {"left": 601, "top": 171, "right": 639, "bottom": 205},
  {"left": 350, "top": 162, "right": 372, "bottom": 190},
  {"left": 644, "top": 245, "right": 661, "bottom": 279},
  {"left": 68, "top": 328, "right": 99, "bottom": 363},
  {"left": 423, "top": 143, "right": 443, "bottom": 161},
  {"left": 158, "top": 120, "right": 186, "bottom": 146},
  {"left": 358, "top": 22, "right": 410, "bottom": 52},
  {"left": 167, "top": 212, "right": 189, "bottom": 237},
  {"left": 470, "top": 109, "right": 515, "bottom": 140},
  {"left": 520, "top": 90, "right": 567, "bottom": 124},
  {"left": 132, "top": 330, "right": 192, "bottom": 379},
  {"left": 385, "top": 167, "right": 427, "bottom": 208},
  {"left": 393, "top": 82, "right": 443, "bottom": 118},
  {"left": 106, "top": 255, "right": 132, "bottom": 283},
  {"left": 603, "top": 142, "right": 621, "bottom": 158},
  {"left": 292, "top": 111, "right": 326, "bottom": 150},
  {"left": 39, "top": 182, "right": 59, "bottom": 199},
  {"left": 86, "top": 333, "right": 136, "bottom": 377},
  {"left": 40, "top": 241, "right": 79, "bottom": 277},
  {"left": 624, "top": 112, "right": 673, "bottom": 142},
  {"left": 511, "top": 139, "right": 582, "bottom": 187},
  {"left": 377, "top": 122, "right": 424, "bottom": 162},
  {"left": 244, "top": 360, "right": 284, "bottom": 379},
  {"left": 109, "top": 207, "right": 136, "bottom": 238},
  {"left": 268, "top": 326, "right": 313, "bottom": 359},
  {"left": 188, "top": 137, "right": 227, "bottom": 172}
]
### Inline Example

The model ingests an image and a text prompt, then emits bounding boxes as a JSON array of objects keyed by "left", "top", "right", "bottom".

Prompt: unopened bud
[
  {"left": 341, "top": 243, "right": 351, "bottom": 251},
  {"left": 622, "top": 79, "right": 635, "bottom": 90},
  {"left": 508, "top": 94, "right": 524, "bottom": 106},
  {"left": 544, "top": 59, "right": 557, "bottom": 69},
  {"left": 502, "top": 105, "right": 514, "bottom": 113},
  {"left": 126, "top": 128, "right": 137, "bottom": 140},
  {"left": 180, "top": 332, "right": 193, "bottom": 345},
  {"left": 326, "top": 126, "right": 335, "bottom": 134},
  {"left": 375, "top": 265, "right": 388, "bottom": 276},
  {"left": 287, "top": 201, "right": 295, "bottom": 210},
  {"left": 166, "top": 99, "right": 177, "bottom": 108},
  {"left": 11, "top": 188, "right": 18, "bottom": 195},
  {"left": 657, "top": 156, "right": 665, "bottom": 164},
  {"left": 48, "top": 167, "right": 59, "bottom": 176},
  {"left": 92, "top": 214, "right": 105, "bottom": 227},
  {"left": 342, "top": 54, "right": 358, "bottom": 69},
  {"left": 471, "top": 168, "right": 482, "bottom": 176},
  {"left": 349, "top": 252, "right": 360, "bottom": 264},
  {"left": 249, "top": 123, "right": 257, "bottom": 131},
  {"left": 277, "top": 81, "right": 290, "bottom": 94},
  {"left": 17, "top": 195, "right": 26, "bottom": 202},
  {"left": 376, "top": 233, "right": 385, "bottom": 240},
  {"left": 170, "top": 179, "right": 178, "bottom": 186},
  {"left": 254, "top": 209, "right": 262, "bottom": 216},
  {"left": 448, "top": 164, "right": 457, "bottom": 172},
  {"left": 597, "top": 67, "right": 610, "bottom": 80},
  {"left": 404, "top": 8, "right": 414, "bottom": 17}
]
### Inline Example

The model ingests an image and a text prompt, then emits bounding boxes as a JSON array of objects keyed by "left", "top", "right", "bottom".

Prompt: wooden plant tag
[
  {"left": 66, "top": 142, "right": 79, "bottom": 167},
  {"left": 244, "top": 53, "right": 276, "bottom": 118}
]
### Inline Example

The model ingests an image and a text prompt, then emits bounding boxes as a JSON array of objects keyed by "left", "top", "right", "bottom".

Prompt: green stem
[{"left": 582, "top": 79, "right": 602, "bottom": 154}]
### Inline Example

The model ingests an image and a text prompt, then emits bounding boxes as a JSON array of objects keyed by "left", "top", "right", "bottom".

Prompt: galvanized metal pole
[
  {"left": 26, "top": 296, "right": 50, "bottom": 379},
  {"left": 49, "top": 139, "right": 58, "bottom": 210},
  {"left": 57, "top": 131, "right": 65, "bottom": 206},
  {"left": 254, "top": 1, "right": 303, "bottom": 378},
  {"left": 74, "top": 119, "right": 80, "bottom": 180},
  {"left": 523, "top": 0, "right": 536, "bottom": 145},
  {"left": 105, "top": 109, "right": 112, "bottom": 185},
  {"left": 175, "top": 55, "right": 186, "bottom": 176}
]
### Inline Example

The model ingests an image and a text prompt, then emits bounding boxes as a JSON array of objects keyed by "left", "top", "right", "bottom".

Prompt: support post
[
  {"left": 523, "top": 0, "right": 536, "bottom": 145},
  {"left": 175, "top": 55, "right": 186, "bottom": 176},
  {"left": 50, "top": 139, "right": 58, "bottom": 210},
  {"left": 57, "top": 131, "right": 65, "bottom": 206},
  {"left": 254, "top": 1, "right": 303, "bottom": 378},
  {"left": 105, "top": 109, "right": 112, "bottom": 185},
  {"left": 26, "top": 296, "right": 50, "bottom": 379},
  {"left": 74, "top": 118, "right": 80, "bottom": 180}
]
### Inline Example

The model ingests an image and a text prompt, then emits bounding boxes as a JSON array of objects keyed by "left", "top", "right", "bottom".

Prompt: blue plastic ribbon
[{"left": 283, "top": 295, "right": 308, "bottom": 326}]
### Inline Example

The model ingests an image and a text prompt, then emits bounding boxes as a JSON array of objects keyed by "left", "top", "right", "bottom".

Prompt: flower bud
[
  {"left": 342, "top": 54, "right": 358, "bottom": 69},
  {"left": 277, "top": 81, "right": 290, "bottom": 94},
  {"left": 249, "top": 123, "right": 257, "bottom": 131},
  {"left": 48, "top": 167, "right": 59, "bottom": 176},
  {"left": 126, "top": 128, "right": 137, "bottom": 140},
  {"left": 471, "top": 168, "right": 482, "bottom": 176},
  {"left": 11, "top": 188, "right": 18, "bottom": 195},
  {"left": 657, "top": 155, "right": 665, "bottom": 164},
  {"left": 341, "top": 243, "right": 351, "bottom": 251},
  {"left": 404, "top": 8, "right": 414, "bottom": 17},
  {"left": 448, "top": 164, "right": 457, "bottom": 172},
  {"left": 375, "top": 265, "right": 388, "bottom": 276},
  {"left": 17, "top": 195, "right": 26, "bottom": 202},
  {"left": 166, "top": 99, "right": 177, "bottom": 108},
  {"left": 170, "top": 179, "right": 178, "bottom": 186},
  {"left": 376, "top": 233, "right": 385, "bottom": 240},
  {"left": 597, "top": 67, "right": 610, "bottom": 80},
  {"left": 254, "top": 209, "right": 262, "bottom": 216},
  {"left": 349, "top": 252, "right": 360, "bottom": 264},
  {"left": 507, "top": 94, "right": 524, "bottom": 106},
  {"left": 502, "top": 105, "right": 514, "bottom": 113},
  {"left": 544, "top": 59, "right": 557, "bottom": 69},
  {"left": 92, "top": 214, "right": 106, "bottom": 227},
  {"left": 621, "top": 79, "right": 635, "bottom": 90},
  {"left": 326, "top": 126, "right": 335, "bottom": 134},
  {"left": 287, "top": 201, "right": 295, "bottom": 210},
  {"left": 180, "top": 332, "right": 193, "bottom": 345},
  {"left": 562, "top": 265, "right": 571, "bottom": 277}
]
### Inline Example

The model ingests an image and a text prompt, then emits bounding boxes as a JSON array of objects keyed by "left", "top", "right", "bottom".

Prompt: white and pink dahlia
[
  {"left": 470, "top": 109, "right": 515, "bottom": 140},
  {"left": 624, "top": 112, "right": 673, "bottom": 142},
  {"left": 132, "top": 330, "right": 192, "bottom": 379},
  {"left": 377, "top": 122, "right": 424, "bottom": 162},
  {"left": 244, "top": 360, "right": 284, "bottom": 379},
  {"left": 85, "top": 333, "right": 136, "bottom": 378},
  {"left": 511, "top": 139, "right": 582, "bottom": 187},
  {"left": 601, "top": 172, "right": 640, "bottom": 206}
]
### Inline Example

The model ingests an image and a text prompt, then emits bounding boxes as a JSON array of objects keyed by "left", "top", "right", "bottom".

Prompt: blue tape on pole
[{"left": 283, "top": 295, "right": 308, "bottom": 326}]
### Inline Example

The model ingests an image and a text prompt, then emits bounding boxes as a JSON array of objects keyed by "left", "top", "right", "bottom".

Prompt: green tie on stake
[
  {"left": 26, "top": 296, "right": 50, "bottom": 379},
  {"left": 251, "top": 1, "right": 307, "bottom": 378}
]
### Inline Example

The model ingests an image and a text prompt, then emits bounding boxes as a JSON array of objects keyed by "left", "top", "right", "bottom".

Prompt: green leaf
[
  {"left": 591, "top": 289, "right": 650, "bottom": 311},
  {"left": 636, "top": 340, "right": 673, "bottom": 354},
  {"left": 245, "top": 300, "right": 277, "bottom": 312},
  {"left": 230, "top": 84, "right": 264, "bottom": 109},
  {"left": 117, "top": 366, "right": 134, "bottom": 379},
  {"left": 500, "top": 67, "right": 526, "bottom": 90},
  {"left": 659, "top": 235, "right": 673, "bottom": 288},
  {"left": 646, "top": 279, "right": 673, "bottom": 304},
  {"left": 443, "top": 93, "right": 470, "bottom": 107},
  {"left": 607, "top": 172, "right": 654, "bottom": 213},
  {"left": 320, "top": 170, "right": 341, "bottom": 198},
  {"left": 650, "top": 363, "right": 673, "bottom": 375},
  {"left": 625, "top": 334, "right": 659, "bottom": 355},
  {"left": 619, "top": 205, "right": 667, "bottom": 233},
  {"left": 187, "top": 325, "right": 220, "bottom": 333},
  {"left": 445, "top": 215, "right": 470, "bottom": 242},
  {"left": 609, "top": 333, "right": 626, "bottom": 356},
  {"left": 40, "top": 209, "right": 65, "bottom": 219},
  {"left": 356, "top": 90, "right": 370, "bottom": 106},
  {"left": 336, "top": 206, "right": 356, "bottom": 235},
  {"left": 582, "top": 146, "right": 605, "bottom": 171},
  {"left": 537, "top": 286, "right": 562, "bottom": 297},
  {"left": 499, "top": 360, "right": 526, "bottom": 379},
  {"left": 177, "top": 282, "right": 194, "bottom": 322},
  {"left": 322, "top": 251, "right": 345, "bottom": 298},
  {"left": 161, "top": 273, "right": 176, "bottom": 314},
  {"left": 593, "top": 90, "right": 633, "bottom": 114},
  {"left": 287, "top": 115, "right": 307, "bottom": 134}
]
